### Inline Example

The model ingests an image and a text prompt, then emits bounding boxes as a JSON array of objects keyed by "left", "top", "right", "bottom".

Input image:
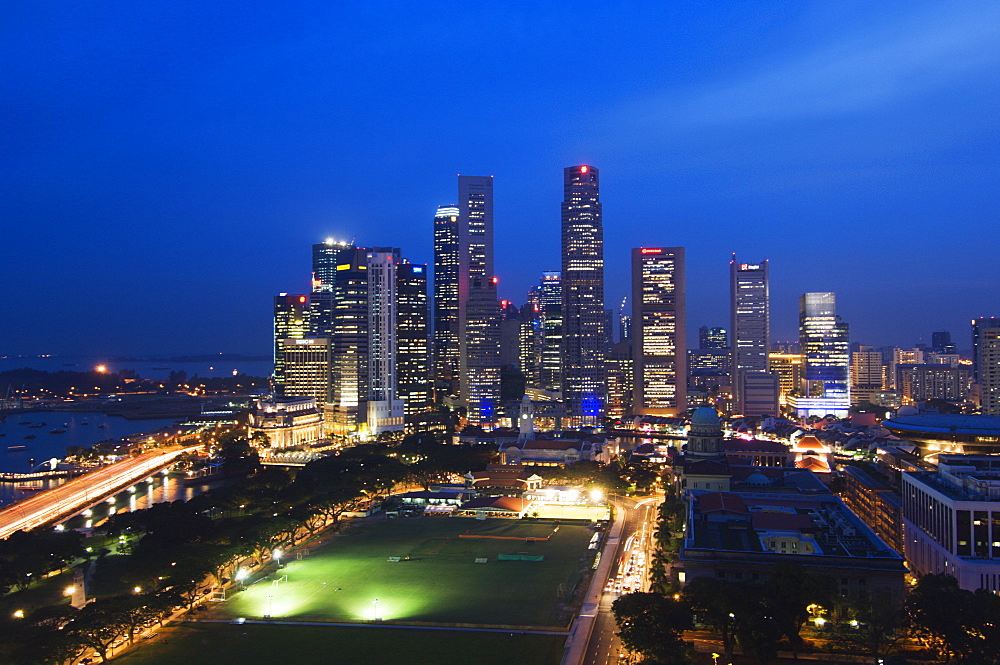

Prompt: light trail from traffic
[{"left": 0, "top": 445, "right": 201, "bottom": 539}]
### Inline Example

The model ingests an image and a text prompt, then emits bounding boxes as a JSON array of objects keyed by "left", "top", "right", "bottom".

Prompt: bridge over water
[{"left": 0, "top": 445, "right": 202, "bottom": 539}]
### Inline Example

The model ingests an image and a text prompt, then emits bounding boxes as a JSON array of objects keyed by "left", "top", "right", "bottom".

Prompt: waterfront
[
  {"left": 0, "top": 354, "right": 272, "bottom": 380},
  {"left": 0, "top": 411, "right": 184, "bottom": 505}
]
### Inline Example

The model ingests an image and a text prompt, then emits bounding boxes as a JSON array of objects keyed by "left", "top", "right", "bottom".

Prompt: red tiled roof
[
  {"left": 796, "top": 457, "right": 830, "bottom": 472},
  {"left": 795, "top": 435, "right": 827, "bottom": 451},
  {"left": 699, "top": 492, "right": 748, "bottom": 515}
]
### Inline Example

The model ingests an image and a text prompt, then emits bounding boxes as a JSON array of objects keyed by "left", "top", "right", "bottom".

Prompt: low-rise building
[
  {"left": 902, "top": 454, "right": 1000, "bottom": 591},
  {"left": 840, "top": 465, "right": 903, "bottom": 555},
  {"left": 248, "top": 396, "right": 323, "bottom": 449},
  {"left": 680, "top": 490, "right": 906, "bottom": 604}
]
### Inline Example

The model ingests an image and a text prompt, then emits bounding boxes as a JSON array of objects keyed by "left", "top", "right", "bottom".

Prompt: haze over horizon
[{"left": 3, "top": 2, "right": 998, "bottom": 357}]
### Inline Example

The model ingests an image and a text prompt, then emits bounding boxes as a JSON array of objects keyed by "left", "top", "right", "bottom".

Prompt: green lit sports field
[
  {"left": 114, "top": 622, "right": 568, "bottom": 665},
  {"left": 222, "top": 517, "right": 594, "bottom": 626}
]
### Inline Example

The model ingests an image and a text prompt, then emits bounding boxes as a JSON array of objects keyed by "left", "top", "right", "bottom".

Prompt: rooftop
[{"left": 883, "top": 415, "right": 1000, "bottom": 436}]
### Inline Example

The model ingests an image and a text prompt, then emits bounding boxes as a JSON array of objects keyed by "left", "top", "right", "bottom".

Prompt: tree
[
  {"left": 764, "top": 563, "right": 834, "bottom": 658},
  {"left": 682, "top": 577, "right": 740, "bottom": 662},
  {"left": 66, "top": 600, "right": 130, "bottom": 663},
  {"left": 905, "top": 573, "right": 1000, "bottom": 663},
  {"left": 613, "top": 592, "right": 692, "bottom": 665},
  {"left": 829, "top": 591, "right": 906, "bottom": 662}
]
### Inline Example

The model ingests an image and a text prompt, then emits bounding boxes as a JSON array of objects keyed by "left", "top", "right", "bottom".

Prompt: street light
[
  {"left": 273, "top": 548, "right": 282, "bottom": 564},
  {"left": 372, "top": 598, "right": 380, "bottom": 621}
]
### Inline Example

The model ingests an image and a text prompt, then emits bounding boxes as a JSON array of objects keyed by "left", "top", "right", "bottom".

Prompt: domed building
[{"left": 671, "top": 405, "right": 732, "bottom": 493}]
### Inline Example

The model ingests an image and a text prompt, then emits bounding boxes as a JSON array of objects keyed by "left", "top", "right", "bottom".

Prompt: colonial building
[{"left": 249, "top": 396, "right": 323, "bottom": 449}]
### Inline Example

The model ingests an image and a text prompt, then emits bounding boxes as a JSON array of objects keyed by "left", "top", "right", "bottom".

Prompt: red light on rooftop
[
  {"left": 580, "top": 165, "right": 589, "bottom": 173},
  {"left": 491, "top": 276, "right": 498, "bottom": 284},
  {"left": 298, "top": 296, "right": 306, "bottom": 303},
  {"left": 640, "top": 248, "right": 663, "bottom": 254}
]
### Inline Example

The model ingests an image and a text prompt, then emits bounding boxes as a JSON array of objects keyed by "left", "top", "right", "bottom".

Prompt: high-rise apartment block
[
  {"left": 561, "top": 165, "right": 606, "bottom": 422},
  {"left": 730, "top": 256, "right": 775, "bottom": 416},
  {"left": 632, "top": 247, "right": 686, "bottom": 415},
  {"left": 972, "top": 316, "right": 1000, "bottom": 382},
  {"left": 788, "top": 292, "right": 850, "bottom": 418},
  {"left": 979, "top": 327, "right": 1000, "bottom": 416},
  {"left": 851, "top": 347, "right": 885, "bottom": 405}
]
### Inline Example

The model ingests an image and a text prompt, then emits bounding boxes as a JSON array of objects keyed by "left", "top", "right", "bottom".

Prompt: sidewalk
[{"left": 559, "top": 501, "right": 626, "bottom": 665}]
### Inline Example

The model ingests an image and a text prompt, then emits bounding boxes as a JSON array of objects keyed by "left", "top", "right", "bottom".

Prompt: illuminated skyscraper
[
  {"left": 699, "top": 326, "right": 728, "bottom": 350},
  {"left": 457, "top": 175, "right": 501, "bottom": 424},
  {"left": 972, "top": 317, "right": 1000, "bottom": 383},
  {"left": 788, "top": 292, "right": 850, "bottom": 417},
  {"left": 273, "top": 293, "right": 310, "bottom": 391},
  {"left": 730, "top": 256, "right": 773, "bottom": 415},
  {"left": 979, "top": 329, "right": 1000, "bottom": 416},
  {"left": 432, "top": 205, "right": 460, "bottom": 399},
  {"left": 431, "top": 177, "right": 500, "bottom": 423},
  {"left": 276, "top": 337, "right": 332, "bottom": 407},
  {"left": 631, "top": 247, "right": 686, "bottom": 415},
  {"left": 396, "top": 262, "right": 431, "bottom": 417},
  {"left": 561, "top": 165, "right": 606, "bottom": 422}
]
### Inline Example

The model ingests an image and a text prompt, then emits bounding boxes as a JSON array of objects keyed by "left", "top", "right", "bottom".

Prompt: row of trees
[
  {"left": 615, "top": 572, "right": 1000, "bottom": 664},
  {"left": 0, "top": 432, "right": 499, "bottom": 664},
  {"left": 0, "top": 529, "right": 84, "bottom": 594}
]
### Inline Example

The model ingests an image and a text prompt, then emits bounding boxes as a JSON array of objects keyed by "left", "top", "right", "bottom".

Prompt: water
[
  {"left": 0, "top": 411, "right": 182, "bottom": 475},
  {"left": 0, "top": 355, "right": 272, "bottom": 380},
  {"left": 58, "top": 474, "right": 228, "bottom": 530}
]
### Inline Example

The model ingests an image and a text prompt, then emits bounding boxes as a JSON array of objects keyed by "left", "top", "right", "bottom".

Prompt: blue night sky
[{"left": 3, "top": 1, "right": 999, "bottom": 357}]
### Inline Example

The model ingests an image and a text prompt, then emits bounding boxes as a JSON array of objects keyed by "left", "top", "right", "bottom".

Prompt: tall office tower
[
  {"left": 606, "top": 340, "right": 633, "bottom": 419},
  {"left": 979, "top": 329, "right": 1000, "bottom": 415},
  {"left": 273, "top": 294, "right": 310, "bottom": 392},
  {"left": 789, "top": 292, "right": 850, "bottom": 417},
  {"left": 632, "top": 247, "right": 687, "bottom": 415},
  {"left": 536, "top": 272, "right": 563, "bottom": 393},
  {"left": 310, "top": 239, "right": 352, "bottom": 337},
  {"left": 324, "top": 245, "right": 405, "bottom": 438},
  {"left": 432, "top": 205, "right": 460, "bottom": 400},
  {"left": 396, "top": 262, "right": 431, "bottom": 417},
  {"left": 456, "top": 176, "right": 500, "bottom": 424},
  {"left": 519, "top": 303, "right": 542, "bottom": 389},
  {"left": 276, "top": 337, "right": 332, "bottom": 407},
  {"left": 499, "top": 300, "right": 522, "bottom": 371},
  {"left": 851, "top": 346, "right": 885, "bottom": 405},
  {"left": 561, "top": 165, "right": 606, "bottom": 422},
  {"left": 932, "top": 331, "right": 957, "bottom": 355},
  {"left": 365, "top": 251, "right": 405, "bottom": 435},
  {"left": 730, "top": 256, "right": 772, "bottom": 415},
  {"left": 699, "top": 326, "right": 728, "bottom": 350},
  {"left": 972, "top": 318, "right": 1000, "bottom": 382},
  {"left": 769, "top": 352, "right": 804, "bottom": 408}
]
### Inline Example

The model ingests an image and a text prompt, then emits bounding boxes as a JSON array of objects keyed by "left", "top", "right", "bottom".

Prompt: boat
[
  {"left": 18, "top": 421, "right": 30, "bottom": 425},
  {"left": 98, "top": 424, "right": 109, "bottom": 429},
  {"left": 8, "top": 445, "right": 28, "bottom": 451},
  {"left": 16, "top": 486, "right": 43, "bottom": 491},
  {"left": 29, "top": 423, "right": 46, "bottom": 428},
  {"left": 49, "top": 429, "right": 66, "bottom": 434}
]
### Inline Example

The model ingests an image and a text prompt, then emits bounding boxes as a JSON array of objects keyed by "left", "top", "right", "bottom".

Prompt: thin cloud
[{"left": 626, "top": 4, "right": 1000, "bottom": 128}]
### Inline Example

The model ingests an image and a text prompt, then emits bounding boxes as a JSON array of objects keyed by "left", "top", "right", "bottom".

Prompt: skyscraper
[
  {"left": 433, "top": 176, "right": 502, "bottom": 424},
  {"left": 788, "top": 292, "right": 850, "bottom": 418},
  {"left": 561, "top": 165, "right": 605, "bottom": 422},
  {"left": 538, "top": 272, "right": 563, "bottom": 393},
  {"left": 699, "top": 326, "right": 728, "bottom": 350},
  {"left": 273, "top": 293, "right": 310, "bottom": 391},
  {"left": 979, "top": 328, "right": 1000, "bottom": 416},
  {"left": 396, "top": 262, "right": 432, "bottom": 417},
  {"left": 632, "top": 247, "right": 686, "bottom": 415},
  {"left": 972, "top": 317, "right": 1000, "bottom": 383},
  {"left": 432, "top": 205, "right": 460, "bottom": 400},
  {"left": 851, "top": 346, "right": 885, "bottom": 405},
  {"left": 730, "top": 256, "right": 772, "bottom": 415},
  {"left": 365, "top": 250, "right": 404, "bottom": 435}
]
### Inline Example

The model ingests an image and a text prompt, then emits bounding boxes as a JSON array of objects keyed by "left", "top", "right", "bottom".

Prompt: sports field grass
[
  {"left": 113, "top": 622, "right": 567, "bottom": 665},
  {"left": 221, "top": 517, "right": 594, "bottom": 626}
]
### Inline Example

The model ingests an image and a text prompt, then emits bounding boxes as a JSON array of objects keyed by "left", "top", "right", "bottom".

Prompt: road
[
  {"left": 579, "top": 494, "right": 661, "bottom": 665},
  {"left": 0, "top": 445, "right": 201, "bottom": 538}
]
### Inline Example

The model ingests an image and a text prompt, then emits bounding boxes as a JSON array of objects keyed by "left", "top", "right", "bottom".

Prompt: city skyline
[{"left": 3, "top": 2, "right": 999, "bottom": 356}]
